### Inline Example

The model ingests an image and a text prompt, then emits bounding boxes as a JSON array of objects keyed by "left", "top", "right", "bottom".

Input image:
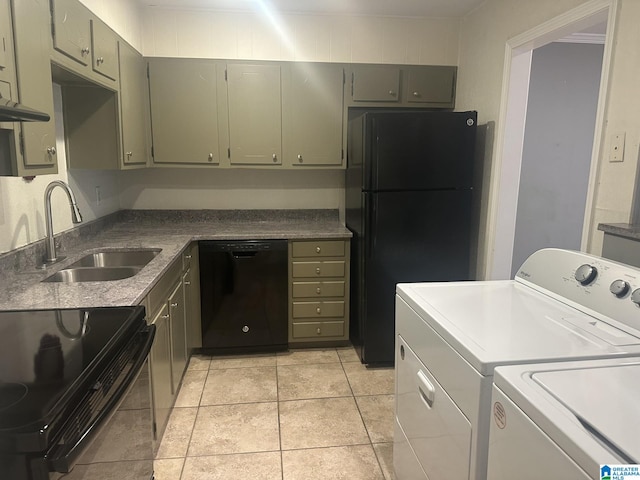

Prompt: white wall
[
  {"left": 456, "top": 0, "right": 640, "bottom": 278},
  {"left": 140, "top": 8, "right": 460, "bottom": 65},
  {"left": 78, "top": 0, "right": 145, "bottom": 50},
  {"left": 511, "top": 41, "right": 604, "bottom": 277}
]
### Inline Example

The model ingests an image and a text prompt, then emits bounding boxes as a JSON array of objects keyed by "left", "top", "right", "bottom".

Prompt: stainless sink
[
  {"left": 68, "top": 249, "right": 161, "bottom": 268},
  {"left": 43, "top": 266, "right": 142, "bottom": 283}
]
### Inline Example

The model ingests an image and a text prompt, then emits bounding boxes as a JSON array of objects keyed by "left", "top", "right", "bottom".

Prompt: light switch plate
[{"left": 609, "top": 132, "right": 625, "bottom": 162}]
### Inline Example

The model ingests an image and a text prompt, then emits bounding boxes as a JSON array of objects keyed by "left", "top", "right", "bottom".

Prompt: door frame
[{"left": 485, "top": 0, "right": 618, "bottom": 280}]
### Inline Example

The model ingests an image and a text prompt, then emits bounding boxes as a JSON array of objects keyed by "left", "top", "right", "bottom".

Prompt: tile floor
[{"left": 153, "top": 346, "right": 396, "bottom": 480}]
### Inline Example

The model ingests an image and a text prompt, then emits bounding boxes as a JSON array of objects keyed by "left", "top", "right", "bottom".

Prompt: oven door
[{"left": 46, "top": 326, "right": 156, "bottom": 480}]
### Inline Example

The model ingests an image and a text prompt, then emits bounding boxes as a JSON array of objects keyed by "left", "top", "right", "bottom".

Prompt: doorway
[{"left": 487, "top": 0, "right": 617, "bottom": 279}]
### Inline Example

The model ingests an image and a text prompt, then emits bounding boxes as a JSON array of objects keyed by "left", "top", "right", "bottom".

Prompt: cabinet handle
[
  {"left": 184, "top": 280, "right": 191, "bottom": 286},
  {"left": 208, "top": 153, "right": 214, "bottom": 162},
  {"left": 316, "top": 287, "right": 321, "bottom": 294},
  {"left": 389, "top": 90, "right": 396, "bottom": 96},
  {"left": 316, "top": 327, "right": 321, "bottom": 335},
  {"left": 297, "top": 154, "right": 303, "bottom": 163},
  {"left": 81, "top": 47, "right": 90, "bottom": 56},
  {"left": 171, "top": 302, "right": 178, "bottom": 308},
  {"left": 185, "top": 255, "right": 192, "bottom": 259},
  {"left": 413, "top": 91, "right": 420, "bottom": 97},
  {"left": 161, "top": 314, "right": 170, "bottom": 319},
  {"left": 316, "top": 246, "right": 321, "bottom": 253},
  {"left": 272, "top": 153, "right": 278, "bottom": 162},
  {"left": 315, "top": 267, "right": 321, "bottom": 274},
  {"left": 316, "top": 307, "right": 321, "bottom": 314},
  {"left": 47, "top": 146, "right": 56, "bottom": 156},
  {"left": 97, "top": 56, "right": 104, "bottom": 64}
]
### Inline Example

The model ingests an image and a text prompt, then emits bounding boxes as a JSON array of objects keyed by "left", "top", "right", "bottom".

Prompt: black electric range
[{"left": 0, "top": 306, "right": 155, "bottom": 480}]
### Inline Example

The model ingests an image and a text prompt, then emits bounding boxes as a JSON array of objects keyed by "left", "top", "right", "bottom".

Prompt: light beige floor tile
[
  {"left": 187, "top": 355, "right": 212, "bottom": 371},
  {"left": 181, "top": 452, "right": 282, "bottom": 480},
  {"left": 337, "top": 346, "right": 362, "bottom": 363},
  {"left": 154, "top": 458, "right": 185, "bottom": 480},
  {"left": 188, "top": 402, "right": 280, "bottom": 456},
  {"left": 343, "top": 362, "right": 395, "bottom": 396},
  {"left": 356, "top": 395, "right": 395, "bottom": 443},
  {"left": 279, "top": 397, "right": 369, "bottom": 450},
  {"left": 276, "top": 348, "right": 340, "bottom": 366},
  {"left": 64, "top": 460, "right": 154, "bottom": 479},
  {"left": 175, "top": 369, "right": 207, "bottom": 407},
  {"left": 156, "top": 407, "right": 198, "bottom": 458},
  {"left": 282, "top": 445, "right": 385, "bottom": 480},
  {"left": 277, "top": 363, "right": 351, "bottom": 400},
  {"left": 209, "top": 353, "right": 276, "bottom": 369},
  {"left": 200, "top": 367, "right": 277, "bottom": 405},
  {"left": 373, "top": 443, "right": 397, "bottom": 480}
]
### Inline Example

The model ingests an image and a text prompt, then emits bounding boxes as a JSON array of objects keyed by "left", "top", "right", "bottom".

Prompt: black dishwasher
[{"left": 199, "top": 240, "right": 288, "bottom": 353}]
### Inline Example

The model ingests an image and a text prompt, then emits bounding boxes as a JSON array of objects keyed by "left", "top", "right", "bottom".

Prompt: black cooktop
[{"left": 0, "top": 307, "right": 145, "bottom": 446}]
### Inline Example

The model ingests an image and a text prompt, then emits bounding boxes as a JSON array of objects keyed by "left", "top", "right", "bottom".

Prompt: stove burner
[{"left": 0, "top": 382, "right": 28, "bottom": 412}]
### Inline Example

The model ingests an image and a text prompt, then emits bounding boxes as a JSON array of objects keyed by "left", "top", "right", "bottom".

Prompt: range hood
[{"left": 0, "top": 95, "right": 50, "bottom": 122}]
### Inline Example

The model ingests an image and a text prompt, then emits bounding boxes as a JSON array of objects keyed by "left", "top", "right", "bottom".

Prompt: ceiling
[{"left": 137, "top": 0, "right": 487, "bottom": 17}]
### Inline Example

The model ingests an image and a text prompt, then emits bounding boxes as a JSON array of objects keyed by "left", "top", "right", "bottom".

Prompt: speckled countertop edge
[
  {"left": 598, "top": 223, "right": 640, "bottom": 241},
  {"left": 0, "top": 210, "right": 351, "bottom": 311}
]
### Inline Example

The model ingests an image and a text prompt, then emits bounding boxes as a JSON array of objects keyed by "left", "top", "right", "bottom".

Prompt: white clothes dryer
[{"left": 394, "top": 249, "right": 640, "bottom": 480}]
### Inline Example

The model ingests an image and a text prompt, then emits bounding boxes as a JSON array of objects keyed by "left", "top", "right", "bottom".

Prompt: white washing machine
[
  {"left": 487, "top": 358, "right": 640, "bottom": 480},
  {"left": 394, "top": 248, "right": 640, "bottom": 480}
]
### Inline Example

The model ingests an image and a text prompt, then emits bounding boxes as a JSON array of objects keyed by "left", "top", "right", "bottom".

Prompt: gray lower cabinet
[
  {"left": 148, "top": 302, "right": 173, "bottom": 448},
  {"left": 282, "top": 62, "right": 344, "bottom": 167},
  {"left": 183, "top": 243, "right": 202, "bottom": 350},
  {"left": 288, "top": 239, "right": 350, "bottom": 345},
  {"left": 602, "top": 233, "right": 640, "bottom": 268},
  {"left": 148, "top": 58, "right": 220, "bottom": 165},
  {"left": 225, "top": 63, "right": 282, "bottom": 166},
  {"left": 168, "top": 281, "right": 187, "bottom": 393}
]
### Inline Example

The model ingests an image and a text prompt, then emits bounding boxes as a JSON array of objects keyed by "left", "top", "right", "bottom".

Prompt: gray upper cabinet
[
  {"left": 148, "top": 58, "right": 219, "bottom": 166},
  {"left": 282, "top": 63, "right": 344, "bottom": 167},
  {"left": 406, "top": 66, "right": 456, "bottom": 106},
  {"left": 119, "top": 41, "right": 149, "bottom": 168},
  {"left": 11, "top": 0, "right": 58, "bottom": 174},
  {"left": 91, "top": 19, "right": 118, "bottom": 81},
  {"left": 351, "top": 65, "right": 400, "bottom": 102},
  {"left": 51, "top": 0, "right": 91, "bottom": 66},
  {"left": 225, "top": 63, "right": 282, "bottom": 166},
  {"left": 348, "top": 63, "right": 456, "bottom": 109},
  {"left": 50, "top": 0, "right": 118, "bottom": 87}
]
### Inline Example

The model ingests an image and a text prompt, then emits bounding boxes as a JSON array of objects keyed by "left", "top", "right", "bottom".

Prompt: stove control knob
[
  {"left": 610, "top": 280, "right": 630, "bottom": 298},
  {"left": 575, "top": 264, "right": 598, "bottom": 285},
  {"left": 631, "top": 289, "right": 640, "bottom": 306}
]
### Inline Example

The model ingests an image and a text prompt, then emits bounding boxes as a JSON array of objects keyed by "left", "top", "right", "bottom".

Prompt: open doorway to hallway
[{"left": 488, "top": 1, "right": 617, "bottom": 280}]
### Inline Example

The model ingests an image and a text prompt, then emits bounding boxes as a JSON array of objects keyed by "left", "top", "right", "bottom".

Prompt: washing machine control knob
[
  {"left": 575, "top": 264, "right": 598, "bottom": 285},
  {"left": 631, "top": 289, "right": 640, "bottom": 306},
  {"left": 610, "top": 280, "right": 630, "bottom": 298}
]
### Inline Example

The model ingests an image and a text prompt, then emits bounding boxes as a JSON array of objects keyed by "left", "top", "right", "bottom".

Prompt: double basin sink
[{"left": 43, "top": 249, "right": 161, "bottom": 283}]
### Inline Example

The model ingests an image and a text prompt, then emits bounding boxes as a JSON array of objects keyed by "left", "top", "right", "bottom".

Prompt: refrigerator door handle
[{"left": 366, "top": 194, "right": 377, "bottom": 259}]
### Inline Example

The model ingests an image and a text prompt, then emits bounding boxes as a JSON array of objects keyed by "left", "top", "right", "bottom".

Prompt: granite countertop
[
  {"left": 0, "top": 210, "right": 351, "bottom": 311},
  {"left": 598, "top": 223, "right": 640, "bottom": 241}
]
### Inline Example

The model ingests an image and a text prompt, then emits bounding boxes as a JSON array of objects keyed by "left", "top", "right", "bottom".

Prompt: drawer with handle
[
  {"left": 292, "top": 240, "right": 345, "bottom": 258},
  {"left": 292, "top": 281, "right": 345, "bottom": 298},
  {"left": 292, "top": 300, "right": 345, "bottom": 318},
  {"left": 292, "top": 321, "right": 344, "bottom": 338},
  {"left": 292, "top": 261, "right": 345, "bottom": 278}
]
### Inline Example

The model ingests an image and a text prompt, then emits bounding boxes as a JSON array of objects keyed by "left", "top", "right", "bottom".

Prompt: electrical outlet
[
  {"left": 95, "top": 186, "right": 101, "bottom": 206},
  {"left": 609, "top": 133, "right": 625, "bottom": 162}
]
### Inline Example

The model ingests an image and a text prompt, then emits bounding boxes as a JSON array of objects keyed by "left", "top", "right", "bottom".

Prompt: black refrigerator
[{"left": 345, "top": 110, "right": 478, "bottom": 365}]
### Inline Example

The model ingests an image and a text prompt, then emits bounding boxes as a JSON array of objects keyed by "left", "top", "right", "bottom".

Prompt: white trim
[
  {"left": 485, "top": 0, "right": 617, "bottom": 280},
  {"left": 556, "top": 32, "right": 606, "bottom": 44}
]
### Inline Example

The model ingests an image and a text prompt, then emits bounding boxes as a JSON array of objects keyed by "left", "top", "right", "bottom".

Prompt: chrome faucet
[{"left": 43, "top": 180, "right": 83, "bottom": 265}]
